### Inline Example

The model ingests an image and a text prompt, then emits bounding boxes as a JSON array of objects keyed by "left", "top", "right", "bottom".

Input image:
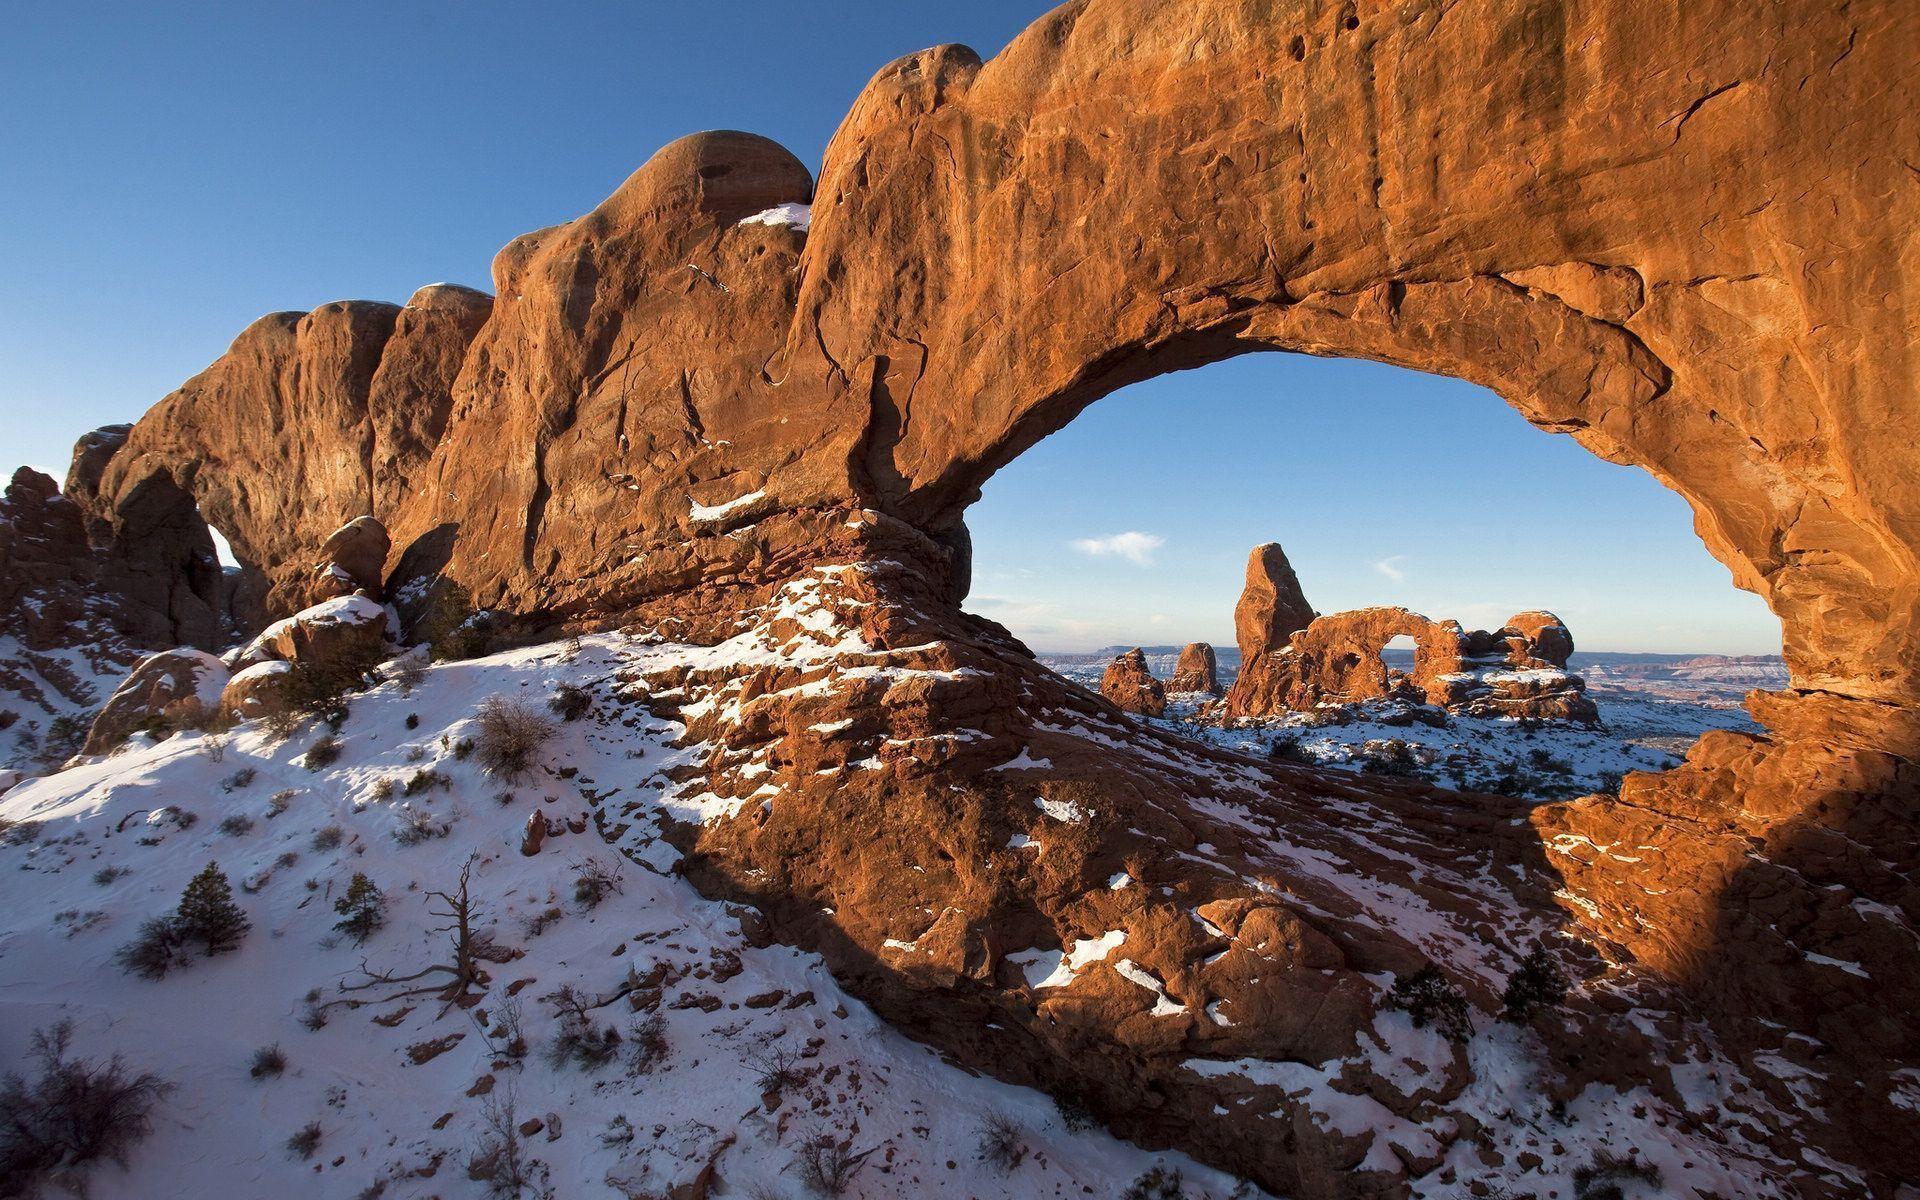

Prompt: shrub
[
  {"left": 275, "top": 851, "right": 300, "bottom": 869},
  {"left": 571, "top": 858, "right": 623, "bottom": 909},
  {"left": 1527, "top": 747, "right": 1574, "bottom": 774},
  {"left": 451, "top": 737, "right": 474, "bottom": 761},
  {"left": 421, "top": 586, "right": 496, "bottom": 662},
  {"left": 221, "top": 767, "right": 257, "bottom": 792},
  {"left": 39, "top": 714, "right": 89, "bottom": 765},
  {"left": 976, "top": 1112, "right": 1024, "bottom": 1172},
  {"left": 267, "top": 789, "right": 297, "bottom": 817},
  {"left": 286, "top": 1121, "right": 322, "bottom": 1159},
  {"left": 405, "top": 712, "right": 420, "bottom": 730},
  {"left": 218, "top": 813, "right": 255, "bottom": 837},
  {"left": 0, "top": 1020, "right": 171, "bottom": 1194},
  {"left": 1573, "top": 1150, "right": 1663, "bottom": 1200},
  {"left": 303, "top": 734, "right": 343, "bottom": 771},
  {"left": 250, "top": 1044, "right": 287, "bottom": 1079},
  {"left": 1123, "top": 1166, "right": 1186, "bottom": 1200},
  {"left": 750, "top": 1045, "right": 808, "bottom": 1097},
  {"left": 393, "top": 808, "right": 450, "bottom": 846},
  {"left": 479, "top": 996, "right": 528, "bottom": 1062},
  {"left": 472, "top": 697, "right": 557, "bottom": 781},
  {"left": 626, "top": 1014, "right": 668, "bottom": 1074},
  {"left": 1501, "top": 943, "right": 1570, "bottom": 1024},
  {"left": 332, "top": 873, "right": 386, "bottom": 944},
  {"left": 1359, "top": 739, "right": 1420, "bottom": 777},
  {"left": 1388, "top": 966, "right": 1472, "bottom": 1042},
  {"left": 312, "top": 824, "right": 345, "bottom": 852},
  {"left": 796, "top": 1134, "right": 869, "bottom": 1196},
  {"left": 403, "top": 768, "right": 449, "bottom": 796},
  {"left": 1053, "top": 1094, "right": 1097, "bottom": 1133},
  {"left": 548, "top": 684, "right": 592, "bottom": 722},
  {"left": 1267, "top": 735, "right": 1313, "bottom": 764},
  {"left": 91, "top": 866, "right": 129, "bottom": 887},
  {"left": 174, "top": 861, "right": 250, "bottom": 955},
  {"left": 114, "top": 916, "right": 183, "bottom": 979},
  {"left": 545, "top": 986, "right": 619, "bottom": 1070},
  {"left": 279, "top": 639, "right": 384, "bottom": 726},
  {"left": 468, "top": 1089, "right": 531, "bottom": 1197},
  {"left": 368, "top": 777, "right": 395, "bottom": 801}
]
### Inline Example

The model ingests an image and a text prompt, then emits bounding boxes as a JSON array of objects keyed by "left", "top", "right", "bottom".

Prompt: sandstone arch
[{"left": 30, "top": 2, "right": 1920, "bottom": 1190}]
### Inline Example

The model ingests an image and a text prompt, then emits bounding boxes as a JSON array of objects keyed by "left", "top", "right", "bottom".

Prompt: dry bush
[
  {"left": 0, "top": 1020, "right": 172, "bottom": 1195},
  {"left": 976, "top": 1111, "right": 1025, "bottom": 1172},
  {"left": 795, "top": 1133, "right": 871, "bottom": 1196},
  {"left": 472, "top": 697, "right": 558, "bottom": 781},
  {"left": 468, "top": 1087, "right": 534, "bottom": 1197},
  {"left": 250, "top": 1044, "right": 287, "bottom": 1079},
  {"left": 286, "top": 1120, "right": 322, "bottom": 1159},
  {"left": 570, "top": 858, "right": 623, "bottom": 909},
  {"left": 544, "top": 985, "right": 619, "bottom": 1071}
]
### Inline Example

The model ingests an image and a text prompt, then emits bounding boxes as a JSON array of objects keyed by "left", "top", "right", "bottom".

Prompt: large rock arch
[{"left": 37, "top": 1, "right": 1919, "bottom": 1191}]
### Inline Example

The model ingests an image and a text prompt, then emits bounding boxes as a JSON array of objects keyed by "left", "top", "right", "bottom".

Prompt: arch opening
[{"left": 963, "top": 350, "right": 1784, "bottom": 798}]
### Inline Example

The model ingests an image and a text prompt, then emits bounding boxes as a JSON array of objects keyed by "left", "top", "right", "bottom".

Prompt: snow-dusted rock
[{"left": 81, "top": 648, "right": 229, "bottom": 754}]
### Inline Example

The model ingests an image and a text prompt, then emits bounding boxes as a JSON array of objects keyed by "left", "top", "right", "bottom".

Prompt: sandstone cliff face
[{"left": 22, "top": 0, "right": 1920, "bottom": 1192}]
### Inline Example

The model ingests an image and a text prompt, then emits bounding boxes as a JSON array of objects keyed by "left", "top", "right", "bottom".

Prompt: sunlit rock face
[{"left": 8, "top": 0, "right": 1918, "bottom": 1192}]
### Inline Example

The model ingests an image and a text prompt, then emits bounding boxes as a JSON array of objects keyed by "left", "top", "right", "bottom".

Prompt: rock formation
[
  {"left": 1099, "top": 647, "right": 1167, "bottom": 717},
  {"left": 310, "top": 515, "right": 391, "bottom": 604},
  {"left": 1233, "top": 545, "right": 1316, "bottom": 677},
  {"left": 1221, "top": 546, "right": 1598, "bottom": 724},
  {"left": 5, "top": 0, "right": 1917, "bottom": 1191},
  {"left": 80, "top": 648, "right": 228, "bottom": 754},
  {"left": 1169, "top": 641, "right": 1220, "bottom": 695}
]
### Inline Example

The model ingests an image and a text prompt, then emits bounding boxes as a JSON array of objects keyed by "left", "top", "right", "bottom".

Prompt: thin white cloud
[
  {"left": 1373, "top": 555, "right": 1407, "bottom": 583},
  {"left": 1072, "top": 531, "right": 1165, "bottom": 567}
]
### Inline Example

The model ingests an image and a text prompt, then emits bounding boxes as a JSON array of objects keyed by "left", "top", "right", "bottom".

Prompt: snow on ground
[
  {"left": 0, "top": 633, "right": 1263, "bottom": 1200},
  {"left": 1039, "top": 653, "right": 1759, "bottom": 799}
]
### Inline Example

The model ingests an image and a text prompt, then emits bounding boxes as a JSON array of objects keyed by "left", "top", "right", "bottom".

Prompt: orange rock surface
[{"left": 6, "top": 1, "right": 1916, "bottom": 1191}]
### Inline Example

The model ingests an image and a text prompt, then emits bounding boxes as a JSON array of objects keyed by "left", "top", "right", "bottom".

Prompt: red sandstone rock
[
  {"left": 19, "top": 3, "right": 1920, "bottom": 1191},
  {"left": 218, "top": 660, "right": 291, "bottom": 722},
  {"left": 1233, "top": 544, "right": 1315, "bottom": 665},
  {"left": 1169, "top": 641, "right": 1220, "bottom": 695},
  {"left": 1099, "top": 648, "right": 1166, "bottom": 718},
  {"left": 311, "top": 515, "right": 391, "bottom": 602},
  {"left": 82, "top": 648, "right": 228, "bottom": 754},
  {"left": 238, "top": 594, "right": 394, "bottom": 667}
]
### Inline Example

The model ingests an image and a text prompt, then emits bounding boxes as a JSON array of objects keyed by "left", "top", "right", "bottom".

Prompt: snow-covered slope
[{"left": 0, "top": 635, "right": 1253, "bottom": 1199}]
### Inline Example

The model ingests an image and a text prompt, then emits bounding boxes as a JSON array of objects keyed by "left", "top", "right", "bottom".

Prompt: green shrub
[
  {"left": 1388, "top": 965, "right": 1472, "bottom": 1042},
  {"left": 332, "top": 873, "right": 386, "bottom": 944}
]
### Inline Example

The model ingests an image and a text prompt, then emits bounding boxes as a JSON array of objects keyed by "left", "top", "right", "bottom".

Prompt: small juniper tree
[
  {"left": 1388, "top": 965, "right": 1473, "bottom": 1042},
  {"left": 174, "top": 862, "right": 251, "bottom": 956},
  {"left": 1500, "top": 943, "right": 1570, "bottom": 1023},
  {"left": 332, "top": 873, "right": 387, "bottom": 945}
]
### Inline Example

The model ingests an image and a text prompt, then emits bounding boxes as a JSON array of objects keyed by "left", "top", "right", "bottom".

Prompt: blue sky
[{"left": 0, "top": 2, "right": 1780, "bottom": 656}]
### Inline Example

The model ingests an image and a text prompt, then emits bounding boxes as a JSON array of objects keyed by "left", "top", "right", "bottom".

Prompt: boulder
[
  {"left": 1100, "top": 648, "right": 1166, "bottom": 718},
  {"left": 219, "top": 659, "right": 293, "bottom": 721},
  {"left": 1497, "top": 611, "right": 1575, "bottom": 669},
  {"left": 1169, "top": 642, "right": 1220, "bottom": 695},
  {"left": 82, "top": 648, "right": 229, "bottom": 754},
  {"left": 239, "top": 594, "right": 396, "bottom": 668},
  {"left": 312, "top": 515, "right": 390, "bottom": 601}
]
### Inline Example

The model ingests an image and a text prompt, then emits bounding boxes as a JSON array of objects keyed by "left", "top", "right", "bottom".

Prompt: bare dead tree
[{"left": 335, "top": 854, "right": 486, "bottom": 1015}]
